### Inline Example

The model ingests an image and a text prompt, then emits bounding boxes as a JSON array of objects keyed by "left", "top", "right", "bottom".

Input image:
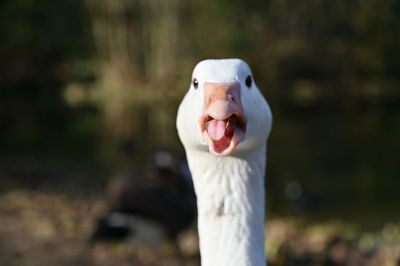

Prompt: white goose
[{"left": 177, "top": 59, "right": 272, "bottom": 266}]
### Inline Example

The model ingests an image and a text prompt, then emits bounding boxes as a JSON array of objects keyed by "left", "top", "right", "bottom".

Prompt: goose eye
[
  {"left": 193, "top": 78, "right": 199, "bottom": 89},
  {"left": 245, "top": 75, "right": 252, "bottom": 88}
]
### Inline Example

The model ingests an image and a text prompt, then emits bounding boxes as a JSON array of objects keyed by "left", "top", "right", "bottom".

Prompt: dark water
[
  {"left": 0, "top": 94, "right": 398, "bottom": 230},
  {"left": 267, "top": 102, "right": 400, "bottom": 229}
]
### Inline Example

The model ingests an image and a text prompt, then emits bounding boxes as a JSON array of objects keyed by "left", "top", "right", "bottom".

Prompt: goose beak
[{"left": 199, "top": 81, "right": 247, "bottom": 156}]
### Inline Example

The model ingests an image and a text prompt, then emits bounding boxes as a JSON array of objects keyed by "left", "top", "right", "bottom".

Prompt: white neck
[{"left": 186, "top": 146, "right": 267, "bottom": 266}]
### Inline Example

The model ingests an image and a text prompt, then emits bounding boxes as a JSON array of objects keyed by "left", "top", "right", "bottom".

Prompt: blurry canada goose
[{"left": 90, "top": 148, "right": 196, "bottom": 245}]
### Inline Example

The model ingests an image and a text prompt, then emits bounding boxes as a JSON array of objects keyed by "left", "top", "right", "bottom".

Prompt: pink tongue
[{"left": 206, "top": 119, "right": 227, "bottom": 140}]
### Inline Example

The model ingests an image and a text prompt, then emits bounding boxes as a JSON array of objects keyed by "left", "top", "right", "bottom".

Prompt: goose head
[{"left": 177, "top": 59, "right": 272, "bottom": 157}]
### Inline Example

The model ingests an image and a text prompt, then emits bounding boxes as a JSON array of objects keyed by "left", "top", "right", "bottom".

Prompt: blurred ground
[
  {"left": 0, "top": 189, "right": 398, "bottom": 266},
  {"left": 0, "top": 190, "right": 199, "bottom": 266}
]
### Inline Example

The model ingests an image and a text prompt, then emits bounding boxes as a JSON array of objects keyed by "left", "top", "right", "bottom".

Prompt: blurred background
[{"left": 0, "top": 0, "right": 399, "bottom": 265}]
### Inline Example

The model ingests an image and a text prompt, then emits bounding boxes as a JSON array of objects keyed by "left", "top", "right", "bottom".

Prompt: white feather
[{"left": 177, "top": 59, "right": 272, "bottom": 266}]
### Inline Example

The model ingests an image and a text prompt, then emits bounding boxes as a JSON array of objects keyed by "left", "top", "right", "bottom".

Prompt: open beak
[{"left": 199, "top": 81, "right": 247, "bottom": 156}]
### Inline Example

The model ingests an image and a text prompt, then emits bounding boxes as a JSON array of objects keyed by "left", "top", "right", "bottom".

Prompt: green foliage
[{"left": 0, "top": 0, "right": 98, "bottom": 157}]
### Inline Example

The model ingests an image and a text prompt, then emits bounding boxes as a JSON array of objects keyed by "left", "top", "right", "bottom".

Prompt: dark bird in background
[{"left": 90, "top": 148, "right": 196, "bottom": 244}]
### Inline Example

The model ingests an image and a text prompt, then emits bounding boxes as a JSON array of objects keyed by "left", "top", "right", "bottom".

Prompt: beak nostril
[{"left": 229, "top": 95, "right": 235, "bottom": 103}]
